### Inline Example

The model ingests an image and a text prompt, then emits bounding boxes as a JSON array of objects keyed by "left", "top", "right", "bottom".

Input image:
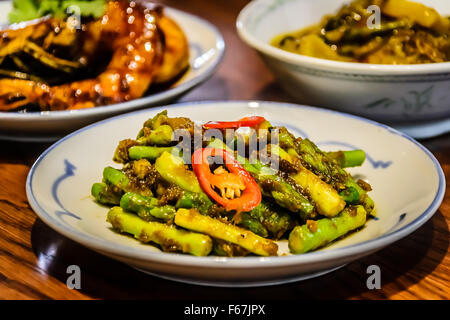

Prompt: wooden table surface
[{"left": 0, "top": 0, "right": 449, "bottom": 300}]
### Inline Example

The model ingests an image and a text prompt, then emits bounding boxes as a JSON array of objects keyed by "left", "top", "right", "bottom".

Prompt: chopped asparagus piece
[
  {"left": 120, "top": 192, "right": 176, "bottom": 221},
  {"left": 91, "top": 182, "right": 121, "bottom": 205},
  {"left": 137, "top": 125, "right": 173, "bottom": 146},
  {"left": 155, "top": 152, "right": 202, "bottom": 193},
  {"left": 289, "top": 205, "right": 367, "bottom": 254},
  {"left": 174, "top": 208, "right": 278, "bottom": 256},
  {"left": 238, "top": 213, "right": 269, "bottom": 238},
  {"left": 107, "top": 207, "right": 212, "bottom": 256},
  {"left": 326, "top": 150, "right": 366, "bottom": 168},
  {"left": 103, "top": 166, "right": 129, "bottom": 191},
  {"left": 129, "top": 146, "right": 177, "bottom": 161},
  {"left": 175, "top": 191, "right": 213, "bottom": 215},
  {"left": 248, "top": 200, "right": 296, "bottom": 239}
]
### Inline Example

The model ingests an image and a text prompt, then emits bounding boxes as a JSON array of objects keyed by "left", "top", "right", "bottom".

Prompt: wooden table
[{"left": 0, "top": 0, "right": 448, "bottom": 300}]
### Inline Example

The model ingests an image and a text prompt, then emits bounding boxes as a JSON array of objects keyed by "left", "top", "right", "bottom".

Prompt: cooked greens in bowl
[
  {"left": 91, "top": 110, "right": 375, "bottom": 257},
  {"left": 271, "top": 0, "right": 450, "bottom": 64}
]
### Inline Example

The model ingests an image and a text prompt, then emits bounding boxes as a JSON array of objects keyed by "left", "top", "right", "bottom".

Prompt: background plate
[{"left": 0, "top": 1, "right": 224, "bottom": 141}]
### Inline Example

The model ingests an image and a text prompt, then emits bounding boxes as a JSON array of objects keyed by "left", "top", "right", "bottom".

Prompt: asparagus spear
[
  {"left": 212, "top": 239, "right": 250, "bottom": 257},
  {"left": 174, "top": 208, "right": 278, "bottom": 256},
  {"left": 340, "top": 20, "right": 411, "bottom": 42},
  {"left": 238, "top": 213, "right": 269, "bottom": 238},
  {"left": 128, "top": 146, "right": 177, "bottom": 161},
  {"left": 279, "top": 132, "right": 374, "bottom": 214},
  {"left": 248, "top": 200, "right": 295, "bottom": 239},
  {"left": 103, "top": 166, "right": 129, "bottom": 191},
  {"left": 120, "top": 192, "right": 176, "bottom": 222},
  {"left": 272, "top": 144, "right": 345, "bottom": 217},
  {"left": 245, "top": 162, "right": 315, "bottom": 219},
  {"left": 175, "top": 191, "right": 213, "bottom": 215},
  {"left": 136, "top": 125, "right": 174, "bottom": 146},
  {"left": 91, "top": 182, "right": 121, "bottom": 205},
  {"left": 325, "top": 150, "right": 366, "bottom": 168},
  {"left": 107, "top": 207, "right": 212, "bottom": 256},
  {"left": 155, "top": 151, "right": 203, "bottom": 193},
  {"left": 289, "top": 205, "right": 367, "bottom": 254}
]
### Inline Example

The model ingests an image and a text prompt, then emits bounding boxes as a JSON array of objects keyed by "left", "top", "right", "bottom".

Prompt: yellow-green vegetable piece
[
  {"left": 154, "top": 152, "right": 202, "bottom": 193},
  {"left": 271, "top": 144, "right": 346, "bottom": 217},
  {"left": 107, "top": 207, "right": 212, "bottom": 256},
  {"left": 174, "top": 208, "right": 279, "bottom": 256},
  {"left": 289, "top": 205, "right": 367, "bottom": 254}
]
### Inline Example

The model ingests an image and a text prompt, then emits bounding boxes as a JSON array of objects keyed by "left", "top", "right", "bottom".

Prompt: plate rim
[
  {"left": 26, "top": 100, "right": 446, "bottom": 268},
  {"left": 0, "top": 5, "right": 225, "bottom": 122}
]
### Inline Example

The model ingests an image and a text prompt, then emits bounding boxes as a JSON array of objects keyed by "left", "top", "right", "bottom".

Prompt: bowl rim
[
  {"left": 236, "top": 0, "right": 450, "bottom": 76},
  {"left": 26, "top": 100, "right": 446, "bottom": 269},
  {"left": 0, "top": 6, "right": 225, "bottom": 120}
]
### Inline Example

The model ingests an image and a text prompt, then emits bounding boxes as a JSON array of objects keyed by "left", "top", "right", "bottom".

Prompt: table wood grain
[{"left": 0, "top": 0, "right": 448, "bottom": 300}]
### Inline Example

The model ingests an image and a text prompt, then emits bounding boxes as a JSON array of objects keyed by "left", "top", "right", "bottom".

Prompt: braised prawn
[{"left": 0, "top": 0, "right": 190, "bottom": 111}]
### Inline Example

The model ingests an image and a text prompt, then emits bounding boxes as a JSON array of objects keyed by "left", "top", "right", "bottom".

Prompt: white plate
[
  {"left": 26, "top": 101, "right": 445, "bottom": 287},
  {"left": 0, "top": 1, "right": 224, "bottom": 142},
  {"left": 237, "top": 0, "right": 450, "bottom": 129}
]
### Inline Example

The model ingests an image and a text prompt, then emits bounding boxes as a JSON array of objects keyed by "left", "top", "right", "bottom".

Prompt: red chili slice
[
  {"left": 192, "top": 148, "right": 261, "bottom": 212},
  {"left": 202, "top": 116, "right": 266, "bottom": 129}
]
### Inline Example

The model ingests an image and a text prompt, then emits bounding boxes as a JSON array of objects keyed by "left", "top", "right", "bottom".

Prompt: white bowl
[
  {"left": 0, "top": 1, "right": 224, "bottom": 142},
  {"left": 26, "top": 101, "right": 445, "bottom": 287},
  {"left": 237, "top": 0, "right": 450, "bottom": 125}
]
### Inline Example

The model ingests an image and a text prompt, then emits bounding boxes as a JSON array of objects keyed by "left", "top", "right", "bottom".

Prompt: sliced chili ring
[
  {"left": 192, "top": 148, "right": 262, "bottom": 212},
  {"left": 202, "top": 116, "right": 266, "bottom": 129}
]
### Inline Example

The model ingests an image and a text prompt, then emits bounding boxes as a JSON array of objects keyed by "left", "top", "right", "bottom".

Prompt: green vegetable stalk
[
  {"left": 155, "top": 152, "right": 202, "bottom": 193},
  {"left": 128, "top": 146, "right": 178, "bottom": 162},
  {"left": 91, "top": 182, "right": 121, "bottom": 205},
  {"left": 174, "top": 208, "right": 278, "bottom": 256},
  {"left": 325, "top": 150, "right": 366, "bottom": 168},
  {"left": 207, "top": 138, "right": 315, "bottom": 219},
  {"left": 107, "top": 207, "right": 213, "bottom": 256},
  {"left": 120, "top": 192, "right": 176, "bottom": 222},
  {"left": 288, "top": 205, "right": 367, "bottom": 254}
]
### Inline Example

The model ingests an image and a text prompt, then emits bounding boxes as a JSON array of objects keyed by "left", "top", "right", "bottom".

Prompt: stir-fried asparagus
[
  {"left": 289, "top": 205, "right": 367, "bottom": 254},
  {"left": 155, "top": 152, "right": 203, "bottom": 193},
  {"left": 248, "top": 200, "right": 296, "bottom": 239},
  {"left": 175, "top": 191, "right": 213, "bottom": 215},
  {"left": 102, "top": 166, "right": 129, "bottom": 191},
  {"left": 207, "top": 138, "right": 315, "bottom": 219},
  {"left": 129, "top": 146, "right": 177, "bottom": 161},
  {"left": 120, "top": 192, "right": 176, "bottom": 222},
  {"left": 325, "top": 150, "right": 366, "bottom": 168},
  {"left": 279, "top": 132, "right": 374, "bottom": 214},
  {"left": 107, "top": 206, "right": 212, "bottom": 256},
  {"left": 272, "top": 144, "right": 346, "bottom": 217},
  {"left": 93, "top": 110, "right": 375, "bottom": 257},
  {"left": 137, "top": 125, "right": 174, "bottom": 146},
  {"left": 91, "top": 182, "right": 121, "bottom": 205},
  {"left": 174, "top": 208, "right": 278, "bottom": 256},
  {"left": 212, "top": 239, "right": 250, "bottom": 257},
  {"left": 237, "top": 213, "right": 269, "bottom": 238}
]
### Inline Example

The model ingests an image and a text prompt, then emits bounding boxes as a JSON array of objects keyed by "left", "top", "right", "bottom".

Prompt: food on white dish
[
  {"left": 272, "top": 0, "right": 450, "bottom": 64},
  {"left": 92, "top": 111, "right": 375, "bottom": 257}
]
